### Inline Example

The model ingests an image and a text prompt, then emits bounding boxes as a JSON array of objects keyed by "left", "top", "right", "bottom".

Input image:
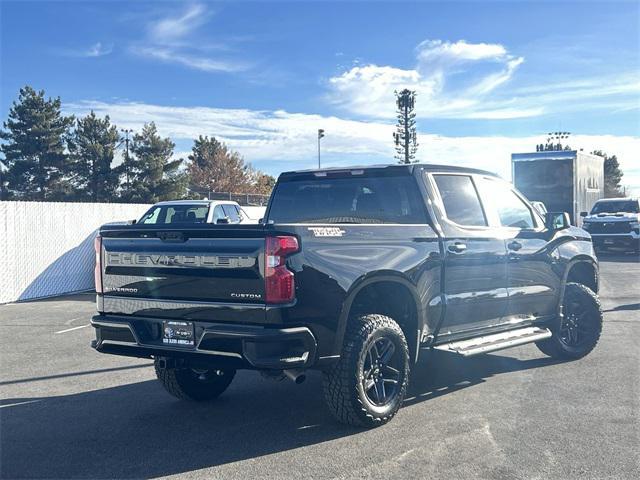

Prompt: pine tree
[
  {"left": 0, "top": 86, "right": 75, "bottom": 200},
  {"left": 393, "top": 89, "right": 418, "bottom": 164},
  {"left": 121, "top": 123, "right": 186, "bottom": 202},
  {"left": 592, "top": 150, "right": 625, "bottom": 197},
  {"left": 68, "top": 111, "right": 120, "bottom": 202},
  {"left": 187, "top": 136, "right": 254, "bottom": 195}
]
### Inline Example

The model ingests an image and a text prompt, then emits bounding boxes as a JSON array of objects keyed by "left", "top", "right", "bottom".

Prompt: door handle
[
  {"left": 508, "top": 241, "right": 522, "bottom": 251},
  {"left": 448, "top": 242, "right": 467, "bottom": 253}
]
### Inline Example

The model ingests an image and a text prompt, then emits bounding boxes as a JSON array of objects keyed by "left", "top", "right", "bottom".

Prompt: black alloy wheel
[
  {"left": 323, "top": 314, "right": 410, "bottom": 427},
  {"left": 361, "top": 337, "right": 402, "bottom": 407},
  {"left": 536, "top": 282, "right": 602, "bottom": 360}
]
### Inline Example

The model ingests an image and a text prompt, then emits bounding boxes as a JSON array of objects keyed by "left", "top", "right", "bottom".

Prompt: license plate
[
  {"left": 162, "top": 321, "right": 195, "bottom": 346},
  {"left": 604, "top": 239, "right": 614, "bottom": 245}
]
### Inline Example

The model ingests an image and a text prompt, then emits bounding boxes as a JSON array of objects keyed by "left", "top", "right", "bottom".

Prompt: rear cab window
[{"left": 267, "top": 172, "right": 428, "bottom": 224}]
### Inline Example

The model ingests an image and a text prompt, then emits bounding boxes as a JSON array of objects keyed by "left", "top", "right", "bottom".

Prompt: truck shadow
[
  {"left": 603, "top": 302, "right": 640, "bottom": 313},
  {"left": 597, "top": 253, "right": 639, "bottom": 263},
  {"left": 406, "top": 350, "right": 559, "bottom": 405},
  {"left": 1, "top": 351, "right": 559, "bottom": 479}
]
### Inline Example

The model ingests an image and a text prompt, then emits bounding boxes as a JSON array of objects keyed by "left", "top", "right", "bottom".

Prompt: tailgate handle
[{"left": 158, "top": 232, "right": 187, "bottom": 242}]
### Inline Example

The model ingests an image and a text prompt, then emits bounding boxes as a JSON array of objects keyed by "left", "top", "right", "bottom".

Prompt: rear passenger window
[
  {"left": 212, "top": 206, "right": 226, "bottom": 223},
  {"left": 433, "top": 174, "right": 487, "bottom": 226},
  {"left": 222, "top": 204, "right": 241, "bottom": 223}
]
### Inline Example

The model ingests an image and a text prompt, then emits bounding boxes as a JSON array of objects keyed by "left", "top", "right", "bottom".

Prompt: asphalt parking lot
[{"left": 1, "top": 255, "right": 638, "bottom": 479}]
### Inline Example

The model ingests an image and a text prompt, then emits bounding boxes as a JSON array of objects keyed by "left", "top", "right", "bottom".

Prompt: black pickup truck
[{"left": 92, "top": 164, "right": 602, "bottom": 427}]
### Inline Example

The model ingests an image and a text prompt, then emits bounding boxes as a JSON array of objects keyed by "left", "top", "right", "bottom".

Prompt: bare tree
[{"left": 187, "top": 136, "right": 275, "bottom": 196}]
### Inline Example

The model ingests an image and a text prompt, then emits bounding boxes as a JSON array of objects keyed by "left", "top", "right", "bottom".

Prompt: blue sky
[{"left": 1, "top": 0, "right": 639, "bottom": 191}]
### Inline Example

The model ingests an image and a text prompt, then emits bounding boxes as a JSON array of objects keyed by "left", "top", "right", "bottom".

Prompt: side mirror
[
  {"left": 580, "top": 211, "right": 588, "bottom": 217},
  {"left": 216, "top": 217, "right": 230, "bottom": 225},
  {"left": 128, "top": 219, "right": 137, "bottom": 225},
  {"left": 545, "top": 212, "right": 571, "bottom": 231}
]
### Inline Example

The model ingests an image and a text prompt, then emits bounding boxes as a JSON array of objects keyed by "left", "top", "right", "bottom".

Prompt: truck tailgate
[{"left": 97, "top": 225, "right": 267, "bottom": 322}]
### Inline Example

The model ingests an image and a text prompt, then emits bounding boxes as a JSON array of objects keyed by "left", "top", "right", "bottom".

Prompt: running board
[{"left": 434, "top": 327, "right": 552, "bottom": 357}]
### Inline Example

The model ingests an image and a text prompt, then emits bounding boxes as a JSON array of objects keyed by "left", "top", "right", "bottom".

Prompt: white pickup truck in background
[
  {"left": 136, "top": 200, "right": 266, "bottom": 225},
  {"left": 581, "top": 198, "right": 640, "bottom": 253}
]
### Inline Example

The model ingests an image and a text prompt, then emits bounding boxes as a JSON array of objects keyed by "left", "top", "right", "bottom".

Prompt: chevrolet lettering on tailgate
[{"left": 106, "top": 253, "right": 255, "bottom": 269}]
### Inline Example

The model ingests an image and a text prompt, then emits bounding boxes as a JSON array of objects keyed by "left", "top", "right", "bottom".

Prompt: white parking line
[
  {"left": 54, "top": 324, "right": 91, "bottom": 334},
  {"left": 0, "top": 399, "right": 41, "bottom": 409}
]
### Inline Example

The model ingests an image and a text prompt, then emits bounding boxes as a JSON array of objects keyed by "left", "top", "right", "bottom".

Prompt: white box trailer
[{"left": 511, "top": 150, "right": 604, "bottom": 227}]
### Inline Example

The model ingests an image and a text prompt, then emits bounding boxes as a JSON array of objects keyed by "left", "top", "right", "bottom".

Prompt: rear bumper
[{"left": 91, "top": 314, "right": 317, "bottom": 370}]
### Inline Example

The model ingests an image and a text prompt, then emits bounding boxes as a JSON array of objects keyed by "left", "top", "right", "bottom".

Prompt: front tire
[
  {"left": 536, "top": 283, "right": 602, "bottom": 360},
  {"left": 322, "top": 314, "right": 410, "bottom": 427},
  {"left": 154, "top": 359, "right": 236, "bottom": 401}
]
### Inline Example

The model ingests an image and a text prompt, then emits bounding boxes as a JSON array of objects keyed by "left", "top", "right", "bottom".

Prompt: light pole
[{"left": 317, "top": 129, "right": 325, "bottom": 169}]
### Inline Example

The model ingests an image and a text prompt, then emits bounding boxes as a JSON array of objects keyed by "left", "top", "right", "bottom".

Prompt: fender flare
[
  {"left": 332, "top": 271, "right": 425, "bottom": 362},
  {"left": 557, "top": 257, "right": 599, "bottom": 317}
]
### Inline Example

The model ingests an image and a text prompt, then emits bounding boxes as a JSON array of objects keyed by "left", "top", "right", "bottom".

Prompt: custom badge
[{"left": 307, "top": 227, "right": 346, "bottom": 237}]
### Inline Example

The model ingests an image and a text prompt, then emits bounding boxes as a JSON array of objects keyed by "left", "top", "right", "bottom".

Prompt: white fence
[
  {"left": 0, "top": 202, "right": 267, "bottom": 304},
  {"left": 0, "top": 201, "right": 151, "bottom": 304}
]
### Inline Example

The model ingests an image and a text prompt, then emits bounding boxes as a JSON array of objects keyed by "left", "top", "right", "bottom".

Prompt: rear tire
[
  {"left": 154, "top": 359, "right": 236, "bottom": 401},
  {"left": 322, "top": 314, "right": 410, "bottom": 428},
  {"left": 536, "top": 283, "right": 602, "bottom": 360}
]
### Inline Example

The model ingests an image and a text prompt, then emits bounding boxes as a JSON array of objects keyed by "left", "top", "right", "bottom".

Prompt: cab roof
[{"left": 279, "top": 163, "right": 501, "bottom": 179}]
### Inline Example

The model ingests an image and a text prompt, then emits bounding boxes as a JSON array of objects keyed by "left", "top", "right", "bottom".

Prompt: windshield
[
  {"left": 267, "top": 175, "right": 428, "bottom": 224},
  {"left": 590, "top": 200, "right": 639, "bottom": 214},
  {"left": 139, "top": 204, "right": 210, "bottom": 224}
]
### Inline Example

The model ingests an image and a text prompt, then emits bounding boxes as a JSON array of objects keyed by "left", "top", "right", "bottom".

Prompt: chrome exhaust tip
[{"left": 283, "top": 369, "right": 306, "bottom": 384}]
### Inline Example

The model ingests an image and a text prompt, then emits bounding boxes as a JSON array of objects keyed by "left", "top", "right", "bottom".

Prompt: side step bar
[{"left": 434, "top": 327, "right": 552, "bottom": 357}]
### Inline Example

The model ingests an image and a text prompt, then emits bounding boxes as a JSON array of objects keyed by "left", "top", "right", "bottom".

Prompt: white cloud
[
  {"left": 130, "top": 3, "right": 245, "bottom": 73},
  {"left": 415, "top": 39, "right": 508, "bottom": 64},
  {"left": 131, "top": 46, "right": 248, "bottom": 73},
  {"left": 65, "top": 100, "right": 640, "bottom": 195},
  {"left": 149, "top": 3, "right": 209, "bottom": 41},
  {"left": 329, "top": 39, "right": 526, "bottom": 119},
  {"left": 328, "top": 39, "right": 639, "bottom": 121},
  {"left": 86, "top": 42, "right": 113, "bottom": 57},
  {"left": 59, "top": 42, "right": 113, "bottom": 58},
  {"left": 328, "top": 65, "right": 431, "bottom": 119}
]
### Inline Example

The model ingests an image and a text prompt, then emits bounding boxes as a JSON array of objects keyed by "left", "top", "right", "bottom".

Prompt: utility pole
[
  {"left": 120, "top": 128, "right": 133, "bottom": 185},
  {"left": 317, "top": 129, "right": 325, "bottom": 168}
]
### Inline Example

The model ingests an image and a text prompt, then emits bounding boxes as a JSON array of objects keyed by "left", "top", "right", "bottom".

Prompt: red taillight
[
  {"left": 265, "top": 236, "right": 299, "bottom": 303},
  {"left": 94, "top": 235, "right": 103, "bottom": 294}
]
